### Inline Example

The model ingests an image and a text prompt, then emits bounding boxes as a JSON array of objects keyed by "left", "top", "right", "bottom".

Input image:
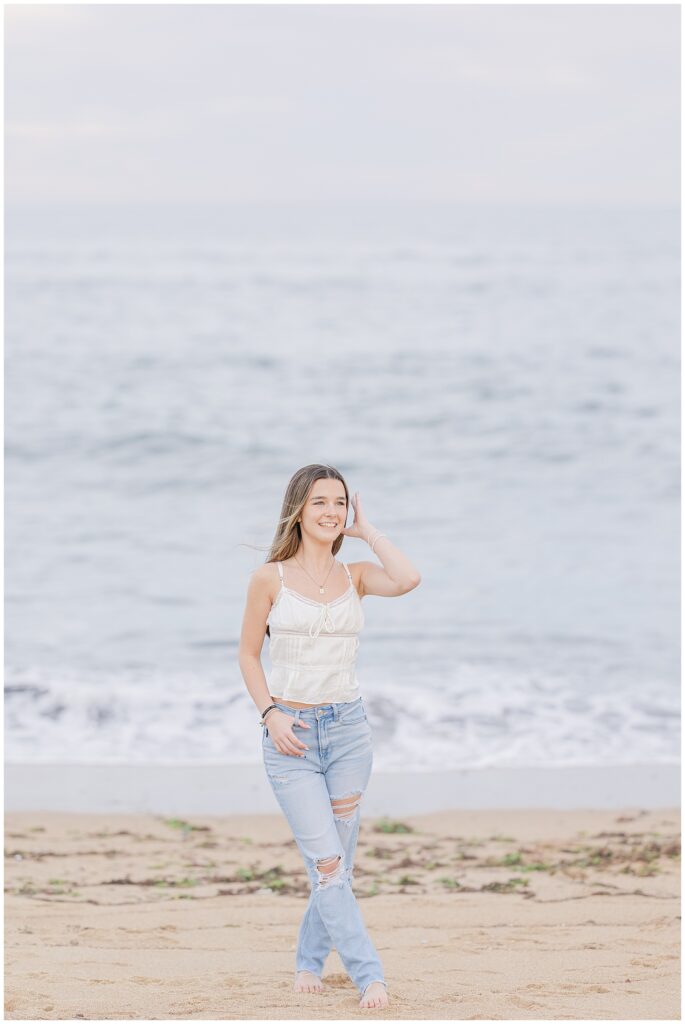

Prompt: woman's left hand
[{"left": 340, "top": 491, "right": 375, "bottom": 541}]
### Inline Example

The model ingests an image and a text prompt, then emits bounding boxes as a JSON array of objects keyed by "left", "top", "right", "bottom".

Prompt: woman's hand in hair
[
  {"left": 340, "top": 491, "right": 375, "bottom": 541},
  {"left": 265, "top": 711, "right": 311, "bottom": 756}
]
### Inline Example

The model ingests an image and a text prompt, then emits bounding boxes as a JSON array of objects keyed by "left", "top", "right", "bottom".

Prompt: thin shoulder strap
[
  {"left": 341, "top": 561, "right": 353, "bottom": 583},
  {"left": 276, "top": 561, "right": 284, "bottom": 584}
]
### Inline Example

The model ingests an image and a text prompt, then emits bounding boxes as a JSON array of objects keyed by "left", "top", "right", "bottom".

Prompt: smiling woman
[{"left": 238, "top": 462, "right": 420, "bottom": 1009}]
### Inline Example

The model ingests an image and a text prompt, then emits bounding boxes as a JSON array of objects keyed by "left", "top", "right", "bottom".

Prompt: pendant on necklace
[{"left": 319, "top": 587, "right": 325, "bottom": 594}]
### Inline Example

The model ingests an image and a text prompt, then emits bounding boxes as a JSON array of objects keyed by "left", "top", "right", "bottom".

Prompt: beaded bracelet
[{"left": 260, "top": 704, "right": 278, "bottom": 726}]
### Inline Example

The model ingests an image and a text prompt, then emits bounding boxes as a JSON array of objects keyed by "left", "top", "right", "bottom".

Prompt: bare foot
[
  {"left": 359, "top": 981, "right": 389, "bottom": 1008},
  {"left": 293, "top": 970, "right": 324, "bottom": 993}
]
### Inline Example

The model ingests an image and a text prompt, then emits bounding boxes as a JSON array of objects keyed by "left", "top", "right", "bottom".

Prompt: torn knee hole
[
  {"left": 317, "top": 855, "right": 341, "bottom": 872},
  {"left": 315, "top": 853, "right": 345, "bottom": 888},
  {"left": 331, "top": 792, "right": 362, "bottom": 820}
]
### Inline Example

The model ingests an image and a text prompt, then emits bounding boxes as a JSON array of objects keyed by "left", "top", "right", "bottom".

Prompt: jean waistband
[{"left": 271, "top": 695, "right": 362, "bottom": 721}]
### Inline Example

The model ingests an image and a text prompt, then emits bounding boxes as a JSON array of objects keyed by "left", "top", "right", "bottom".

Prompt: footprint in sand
[{"left": 511, "top": 995, "right": 545, "bottom": 1010}]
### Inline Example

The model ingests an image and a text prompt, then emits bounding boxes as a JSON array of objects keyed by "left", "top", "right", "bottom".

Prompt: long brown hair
[{"left": 264, "top": 464, "right": 350, "bottom": 637}]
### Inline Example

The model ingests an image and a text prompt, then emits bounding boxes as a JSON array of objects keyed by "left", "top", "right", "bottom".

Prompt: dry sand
[{"left": 4, "top": 807, "right": 680, "bottom": 1020}]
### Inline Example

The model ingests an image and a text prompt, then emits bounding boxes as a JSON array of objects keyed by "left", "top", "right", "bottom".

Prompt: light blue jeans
[{"left": 261, "top": 695, "right": 388, "bottom": 997}]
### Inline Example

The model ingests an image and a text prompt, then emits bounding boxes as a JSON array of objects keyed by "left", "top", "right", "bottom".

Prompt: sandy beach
[{"left": 4, "top": 806, "right": 680, "bottom": 1020}]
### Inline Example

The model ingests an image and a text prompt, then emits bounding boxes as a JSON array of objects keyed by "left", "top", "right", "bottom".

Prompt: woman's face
[{"left": 299, "top": 478, "right": 348, "bottom": 542}]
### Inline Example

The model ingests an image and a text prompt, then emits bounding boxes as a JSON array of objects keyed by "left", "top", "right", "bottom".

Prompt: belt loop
[{"left": 294, "top": 709, "right": 302, "bottom": 722}]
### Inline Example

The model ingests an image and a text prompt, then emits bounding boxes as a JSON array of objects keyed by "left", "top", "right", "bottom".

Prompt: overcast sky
[{"left": 4, "top": 3, "right": 680, "bottom": 206}]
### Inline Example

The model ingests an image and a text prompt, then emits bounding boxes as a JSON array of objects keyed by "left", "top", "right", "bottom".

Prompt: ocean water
[{"left": 5, "top": 201, "right": 680, "bottom": 771}]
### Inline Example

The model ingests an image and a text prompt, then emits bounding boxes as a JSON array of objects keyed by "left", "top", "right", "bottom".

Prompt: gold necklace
[{"left": 293, "top": 554, "right": 336, "bottom": 595}]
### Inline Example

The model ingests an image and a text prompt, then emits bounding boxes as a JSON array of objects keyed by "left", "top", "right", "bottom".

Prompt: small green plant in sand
[
  {"left": 496, "top": 852, "right": 523, "bottom": 866},
  {"left": 161, "top": 818, "right": 210, "bottom": 834},
  {"left": 439, "top": 877, "right": 463, "bottom": 890},
  {"left": 373, "top": 818, "right": 414, "bottom": 834},
  {"left": 621, "top": 862, "right": 660, "bottom": 877},
  {"left": 488, "top": 851, "right": 553, "bottom": 872},
  {"left": 482, "top": 876, "right": 530, "bottom": 893},
  {"left": 261, "top": 870, "right": 286, "bottom": 890},
  {"left": 235, "top": 864, "right": 287, "bottom": 890}
]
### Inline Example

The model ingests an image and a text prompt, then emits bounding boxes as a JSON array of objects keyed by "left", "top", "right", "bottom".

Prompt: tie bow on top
[{"left": 308, "top": 603, "right": 337, "bottom": 639}]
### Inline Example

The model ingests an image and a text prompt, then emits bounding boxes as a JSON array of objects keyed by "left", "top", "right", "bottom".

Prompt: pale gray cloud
[{"left": 4, "top": 3, "right": 679, "bottom": 205}]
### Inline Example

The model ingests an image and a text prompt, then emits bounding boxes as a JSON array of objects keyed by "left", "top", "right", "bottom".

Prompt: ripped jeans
[{"left": 261, "top": 695, "right": 387, "bottom": 997}]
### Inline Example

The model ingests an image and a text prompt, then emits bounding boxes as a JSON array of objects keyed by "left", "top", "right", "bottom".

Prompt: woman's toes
[
  {"left": 294, "top": 970, "right": 323, "bottom": 993},
  {"left": 359, "top": 982, "right": 388, "bottom": 1008}
]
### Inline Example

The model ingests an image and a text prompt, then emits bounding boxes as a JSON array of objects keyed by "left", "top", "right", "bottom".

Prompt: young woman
[{"left": 238, "top": 463, "right": 421, "bottom": 1010}]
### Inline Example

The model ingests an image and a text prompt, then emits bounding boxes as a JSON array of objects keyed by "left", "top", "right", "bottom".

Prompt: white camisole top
[{"left": 266, "top": 560, "right": 365, "bottom": 704}]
